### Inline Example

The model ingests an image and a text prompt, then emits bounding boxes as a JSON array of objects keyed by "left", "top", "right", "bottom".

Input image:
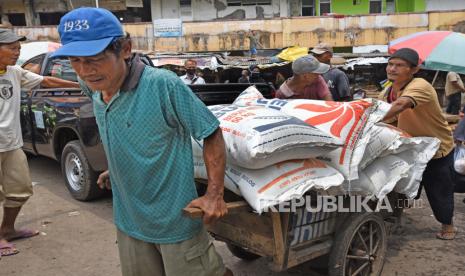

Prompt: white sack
[
  {"left": 233, "top": 89, "right": 390, "bottom": 179},
  {"left": 318, "top": 136, "right": 439, "bottom": 199},
  {"left": 205, "top": 104, "right": 341, "bottom": 169},
  {"left": 388, "top": 137, "right": 440, "bottom": 198},
  {"left": 359, "top": 123, "right": 402, "bottom": 170},
  {"left": 194, "top": 156, "right": 344, "bottom": 213}
]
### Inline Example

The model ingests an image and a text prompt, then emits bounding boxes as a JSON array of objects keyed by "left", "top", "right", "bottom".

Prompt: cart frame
[{"left": 185, "top": 182, "right": 403, "bottom": 274}]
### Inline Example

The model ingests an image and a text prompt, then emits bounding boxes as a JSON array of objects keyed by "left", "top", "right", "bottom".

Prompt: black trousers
[
  {"left": 417, "top": 150, "right": 455, "bottom": 225},
  {"left": 446, "top": 93, "right": 461, "bottom": 115}
]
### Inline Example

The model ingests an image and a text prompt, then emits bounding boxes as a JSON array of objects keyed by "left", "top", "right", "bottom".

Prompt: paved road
[{"left": 1, "top": 156, "right": 464, "bottom": 275}]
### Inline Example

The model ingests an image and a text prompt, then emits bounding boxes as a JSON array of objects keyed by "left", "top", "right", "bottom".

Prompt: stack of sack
[{"left": 193, "top": 87, "right": 440, "bottom": 213}]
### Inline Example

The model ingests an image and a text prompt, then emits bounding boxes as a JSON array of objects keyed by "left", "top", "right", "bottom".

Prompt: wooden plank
[
  {"left": 270, "top": 212, "right": 287, "bottom": 271},
  {"left": 207, "top": 220, "right": 275, "bottom": 257},
  {"left": 218, "top": 211, "right": 273, "bottom": 238},
  {"left": 183, "top": 201, "right": 251, "bottom": 219},
  {"left": 286, "top": 239, "right": 333, "bottom": 269}
]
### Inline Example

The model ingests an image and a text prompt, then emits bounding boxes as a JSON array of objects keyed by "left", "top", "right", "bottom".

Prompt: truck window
[
  {"left": 22, "top": 54, "right": 45, "bottom": 74},
  {"left": 44, "top": 58, "right": 78, "bottom": 82}
]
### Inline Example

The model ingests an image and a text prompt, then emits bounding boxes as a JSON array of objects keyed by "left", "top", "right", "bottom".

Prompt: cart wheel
[
  {"left": 328, "top": 213, "right": 387, "bottom": 276},
  {"left": 227, "top": 243, "right": 260, "bottom": 261}
]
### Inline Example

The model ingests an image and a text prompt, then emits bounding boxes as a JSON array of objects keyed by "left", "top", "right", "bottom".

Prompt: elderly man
[
  {"left": 381, "top": 48, "right": 457, "bottom": 240},
  {"left": 52, "top": 8, "right": 231, "bottom": 275},
  {"left": 180, "top": 59, "right": 206, "bottom": 85},
  {"left": 0, "top": 28, "right": 79, "bottom": 257},
  {"left": 311, "top": 42, "right": 351, "bottom": 101},
  {"left": 276, "top": 55, "right": 333, "bottom": 100}
]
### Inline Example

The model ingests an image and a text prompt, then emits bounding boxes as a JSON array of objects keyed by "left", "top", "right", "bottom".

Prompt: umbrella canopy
[
  {"left": 389, "top": 31, "right": 465, "bottom": 74},
  {"left": 17, "top": 41, "right": 61, "bottom": 65}
]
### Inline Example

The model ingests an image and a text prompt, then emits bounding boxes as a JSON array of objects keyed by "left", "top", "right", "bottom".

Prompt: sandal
[
  {"left": 4, "top": 229, "right": 39, "bottom": 242},
  {"left": 0, "top": 240, "right": 19, "bottom": 257},
  {"left": 436, "top": 227, "right": 458, "bottom": 240}
]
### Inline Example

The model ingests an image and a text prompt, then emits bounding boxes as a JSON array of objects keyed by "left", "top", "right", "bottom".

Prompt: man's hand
[
  {"left": 97, "top": 170, "right": 111, "bottom": 190},
  {"left": 186, "top": 193, "right": 228, "bottom": 225}
]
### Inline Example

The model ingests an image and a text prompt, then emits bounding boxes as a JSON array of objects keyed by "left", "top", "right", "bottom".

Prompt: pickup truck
[{"left": 20, "top": 53, "right": 274, "bottom": 201}]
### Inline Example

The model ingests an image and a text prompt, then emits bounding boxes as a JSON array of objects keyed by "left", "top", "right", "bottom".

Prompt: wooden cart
[{"left": 185, "top": 183, "right": 403, "bottom": 276}]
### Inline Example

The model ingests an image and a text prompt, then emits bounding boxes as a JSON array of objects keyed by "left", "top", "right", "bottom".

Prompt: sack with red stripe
[
  {"left": 202, "top": 104, "right": 341, "bottom": 169},
  {"left": 194, "top": 158, "right": 344, "bottom": 213},
  {"left": 234, "top": 90, "right": 389, "bottom": 179}
]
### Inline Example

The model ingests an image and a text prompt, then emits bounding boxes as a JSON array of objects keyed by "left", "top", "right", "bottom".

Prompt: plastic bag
[{"left": 454, "top": 145, "right": 465, "bottom": 175}]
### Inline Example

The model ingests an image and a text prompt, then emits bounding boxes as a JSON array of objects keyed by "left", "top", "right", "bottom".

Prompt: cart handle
[{"left": 183, "top": 201, "right": 251, "bottom": 219}]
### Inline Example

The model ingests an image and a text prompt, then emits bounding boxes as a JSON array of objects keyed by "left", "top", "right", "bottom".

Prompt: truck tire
[
  {"left": 61, "top": 140, "right": 103, "bottom": 201},
  {"left": 226, "top": 243, "right": 260, "bottom": 261},
  {"left": 328, "top": 213, "right": 387, "bottom": 276}
]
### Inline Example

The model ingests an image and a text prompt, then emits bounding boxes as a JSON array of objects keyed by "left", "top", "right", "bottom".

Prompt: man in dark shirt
[{"left": 311, "top": 43, "right": 351, "bottom": 101}]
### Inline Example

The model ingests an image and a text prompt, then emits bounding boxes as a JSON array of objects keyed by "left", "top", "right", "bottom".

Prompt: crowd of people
[
  {"left": 0, "top": 6, "right": 463, "bottom": 276},
  {"left": 183, "top": 41, "right": 353, "bottom": 103}
]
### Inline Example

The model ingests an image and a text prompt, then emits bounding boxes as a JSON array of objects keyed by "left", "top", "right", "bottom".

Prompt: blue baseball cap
[{"left": 52, "top": 7, "right": 124, "bottom": 57}]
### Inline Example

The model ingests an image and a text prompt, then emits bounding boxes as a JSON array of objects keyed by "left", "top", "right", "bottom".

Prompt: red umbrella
[{"left": 388, "top": 31, "right": 465, "bottom": 74}]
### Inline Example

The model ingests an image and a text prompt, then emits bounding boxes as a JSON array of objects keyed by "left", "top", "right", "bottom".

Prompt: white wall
[
  {"left": 426, "top": 0, "right": 465, "bottom": 11},
  {"left": 160, "top": 0, "right": 179, "bottom": 18},
  {"left": 151, "top": 0, "right": 286, "bottom": 21}
]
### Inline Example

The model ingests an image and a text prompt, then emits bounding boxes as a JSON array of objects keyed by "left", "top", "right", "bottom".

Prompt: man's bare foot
[{"left": 436, "top": 225, "right": 457, "bottom": 240}]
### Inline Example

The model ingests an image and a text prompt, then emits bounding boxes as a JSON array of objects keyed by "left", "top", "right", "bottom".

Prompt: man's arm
[
  {"left": 186, "top": 128, "right": 228, "bottom": 224},
  {"left": 383, "top": 97, "right": 414, "bottom": 121},
  {"left": 451, "top": 80, "right": 465, "bottom": 92},
  {"left": 41, "top": 76, "right": 80, "bottom": 88}
]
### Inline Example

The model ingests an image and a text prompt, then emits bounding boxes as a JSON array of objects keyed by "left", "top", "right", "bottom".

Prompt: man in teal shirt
[{"left": 53, "top": 8, "right": 232, "bottom": 276}]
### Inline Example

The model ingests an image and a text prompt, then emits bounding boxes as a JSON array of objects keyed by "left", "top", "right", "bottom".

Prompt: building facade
[
  {"left": 150, "top": 0, "right": 428, "bottom": 21},
  {"left": 3, "top": 1, "right": 465, "bottom": 53},
  {"left": 11, "top": 9, "right": 465, "bottom": 52},
  {"left": 0, "top": 0, "right": 151, "bottom": 26},
  {"left": 3, "top": 0, "right": 465, "bottom": 27}
]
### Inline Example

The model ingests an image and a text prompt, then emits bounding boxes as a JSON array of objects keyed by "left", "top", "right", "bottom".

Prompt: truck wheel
[
  {"left": 328, "top": 213, "right": 387, "bottom": 276},
  {"left": 61, "top": 140, "right": 103, "bottom": 201},
  {"left": 226, "top": 243, "right": 260, "bottom": 261}
]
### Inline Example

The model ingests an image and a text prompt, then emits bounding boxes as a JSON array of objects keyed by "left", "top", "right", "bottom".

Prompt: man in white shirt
[
  {"left": 180, "top": 59, "right": 205, "bottom": 85},
  {"left": 0, "top": 28, "right": 79, "bottom": 258},
  {"left": 445, "top": 71, "right": 465, "bottom": 115}
]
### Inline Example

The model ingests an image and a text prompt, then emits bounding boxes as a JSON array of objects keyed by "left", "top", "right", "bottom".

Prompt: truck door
[{"left": 21, "top": 54, "right": 46, "bottom": 153}]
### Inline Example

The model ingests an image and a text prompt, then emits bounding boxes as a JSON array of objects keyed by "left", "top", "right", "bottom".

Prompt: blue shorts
[{"left": 250, "top": 47, "right": 257, "bottom": 55}]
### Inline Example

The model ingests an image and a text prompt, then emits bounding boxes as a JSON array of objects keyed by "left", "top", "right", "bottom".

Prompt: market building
[
  {"left": 2, "top": 0, "right": 465, "bottom": 26},
  {"left": 1, "top": 1, "right": 465, "bottom": 52}
]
